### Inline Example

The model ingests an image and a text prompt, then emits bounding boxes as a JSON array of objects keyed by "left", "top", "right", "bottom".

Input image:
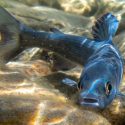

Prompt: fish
[{"left": 0, "top": 6, "right": 124, "bottom": 108}]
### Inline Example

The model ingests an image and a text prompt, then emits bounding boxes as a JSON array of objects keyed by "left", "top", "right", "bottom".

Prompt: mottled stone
[
  {"left": 0, "top": 73, "right": 111, "bottom": 125},
  {"left": 1, "top": 0, "right": 91, "bottom": 36}
]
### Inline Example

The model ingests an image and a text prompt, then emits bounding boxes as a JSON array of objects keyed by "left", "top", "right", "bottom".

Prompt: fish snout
[
  {"left": 79, "top": 97, "right": 99, "bottom": 107},
  {"left": 79, "top": 92, "right": 100, "bottom": 108}
]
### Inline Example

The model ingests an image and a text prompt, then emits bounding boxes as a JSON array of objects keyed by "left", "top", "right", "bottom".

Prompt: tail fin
[
  {"left": 0, "top": 6, "right": 20, "bottom": 45},
  {"left": 0, "top": 6, "right": 21, "bottom": 61},
  {"left": 92, "top": 13, "right": 119, "bottom": 41}
]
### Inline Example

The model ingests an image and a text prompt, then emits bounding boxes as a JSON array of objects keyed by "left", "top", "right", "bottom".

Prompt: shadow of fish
[{"left": 0, "top": 7, "right": 124, "bottom": 109}]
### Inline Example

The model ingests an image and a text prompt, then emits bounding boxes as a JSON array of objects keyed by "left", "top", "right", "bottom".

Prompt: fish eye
[
  {"left": 105, "top": 82, "right": 112, "bottom": 95},
  {"left": 80, "top": 85, "right": 83, "bottom": 90},
  {"left": 77, "top": 82, "right": 83, "bottom": 90}
]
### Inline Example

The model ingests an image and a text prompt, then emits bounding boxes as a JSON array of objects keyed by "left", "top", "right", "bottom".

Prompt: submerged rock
[
  {"left": 114, "top": 32, "right": 125, "bottom": 58},
  {"left": 0, "top": 62, "right": 111, "bottom": 125},
  {"left": 1, "top": 0, "right": 92, "bottom": 36}
]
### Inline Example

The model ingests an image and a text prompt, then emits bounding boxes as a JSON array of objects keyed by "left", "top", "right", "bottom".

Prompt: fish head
[{"left": 78, "top": 61, "right": 117, "bottom": 109}]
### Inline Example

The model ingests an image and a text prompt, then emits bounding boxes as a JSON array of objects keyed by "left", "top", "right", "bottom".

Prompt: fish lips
[
  {"left": 79, "top": 97, "right": 99, "bottom": 107},
  {"left": 78, "top": 94, "right": 105, "bottom": 109}
]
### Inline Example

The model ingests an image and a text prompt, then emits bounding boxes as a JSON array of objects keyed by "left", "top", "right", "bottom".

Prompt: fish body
[
  {"left": 0, "top": 7, "right": 123, "bottom": 108},
  {"left": 20, "top": 25, "right": 95, "bottom": 65}
]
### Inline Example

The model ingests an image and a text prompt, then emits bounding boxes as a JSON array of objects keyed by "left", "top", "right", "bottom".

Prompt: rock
[
  {"left": 0, "top": 66, "right": 111, "bottom": 125},
  {"left": 40, "top": 50, "right": 76, "bottom": 71},
  {"left": 114, "top": 32, "right": 125, "bottom": 59},
  {"left": 6, "top": 60, "right": 52, "bottom": 77},
  {"left": 17, "top": 0, "right": 63, "bottom": 10},
  {"left": 115, "top": 10, "right": 125, "bottom": 34},
  {"left": 12, "top": 0, "right": 125, "bottom": 17},
  {"left": 11, "top": 47, "right": 42, "bottom": 62},
  {"left": 5, "top": 48, "right": 52, "bottom": 77},
  {"left": 1, "top": 0, "right": 92, "bottom": 36}
]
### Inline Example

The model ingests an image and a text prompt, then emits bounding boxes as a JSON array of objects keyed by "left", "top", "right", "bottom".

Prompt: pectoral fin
[{"left": 62, "top": 78, "right": 78, "bottom": 88}]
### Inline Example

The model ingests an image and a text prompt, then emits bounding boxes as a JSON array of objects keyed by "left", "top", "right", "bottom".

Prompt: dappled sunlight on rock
[
  {"left": 7, "top": 60, "right": 52, "bottom": 77},
  {"left": 0, "top": 60, "right": 112, "bottom": 125}
]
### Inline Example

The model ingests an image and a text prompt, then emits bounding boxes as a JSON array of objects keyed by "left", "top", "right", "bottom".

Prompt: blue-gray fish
[{"left": 0, "top": 7, "right": 124, "bottom": 108}]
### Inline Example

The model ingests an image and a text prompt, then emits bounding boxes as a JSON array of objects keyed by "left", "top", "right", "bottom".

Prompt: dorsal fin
[{"left": 92, "top": 13, "right": 119, "bottom": 41}]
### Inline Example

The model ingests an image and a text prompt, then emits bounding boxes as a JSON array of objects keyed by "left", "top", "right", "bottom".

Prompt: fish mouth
[{"left": 79, "top": 97, "right": 99, "bottom": 107}]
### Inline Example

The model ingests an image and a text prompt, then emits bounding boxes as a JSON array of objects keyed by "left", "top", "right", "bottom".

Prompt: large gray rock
[
  {"left": 12, "top": 0, "right": 125, "bottom": 17},
  {"left": 2, "top": 0, "right": 91, "bottom": 36}
]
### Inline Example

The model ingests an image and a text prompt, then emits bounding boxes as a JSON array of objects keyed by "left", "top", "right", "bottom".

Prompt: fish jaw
[
  {"left": 79, "top": 97, "right": 100, "bottom": 107},
  {"left": 78, "top": 91, "right": 105, "bottom": 109}
]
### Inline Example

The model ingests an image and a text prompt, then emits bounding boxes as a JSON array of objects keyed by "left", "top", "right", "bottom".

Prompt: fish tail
[
  {"left": 0, "top": 7, "right": 95, "bottom": 64},
  {"left": 0, "top": 6, "right": 21, "bottom": 61},
  {"left": 0, "top": 6, "right": 20, "bottom": 42}
]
